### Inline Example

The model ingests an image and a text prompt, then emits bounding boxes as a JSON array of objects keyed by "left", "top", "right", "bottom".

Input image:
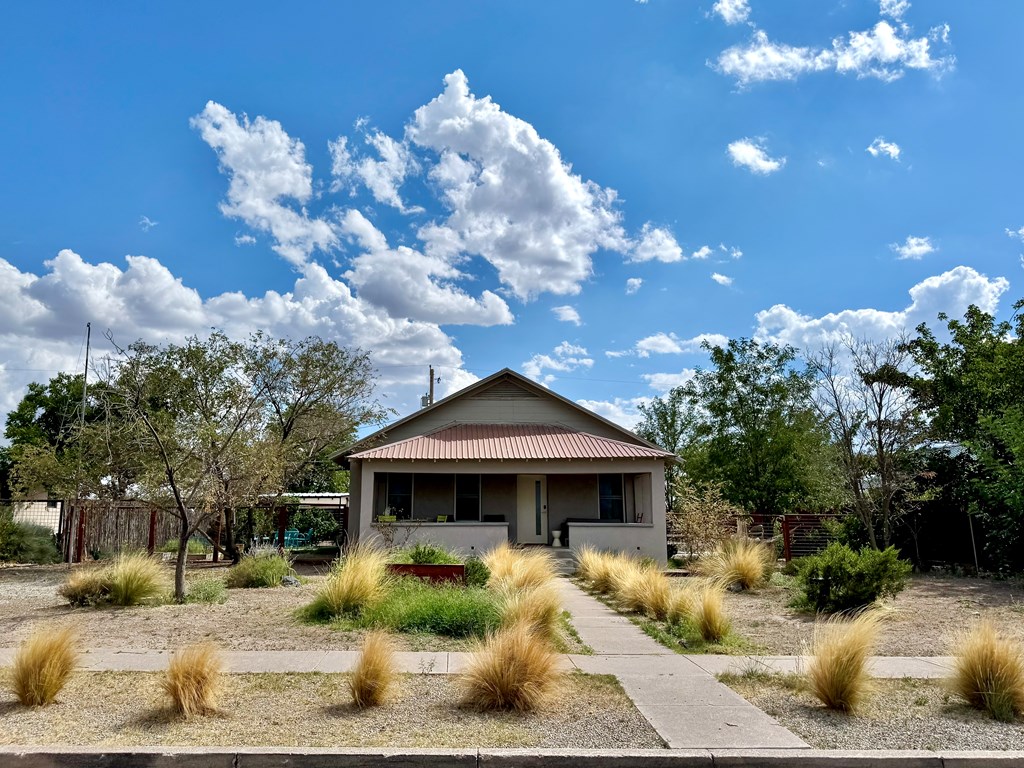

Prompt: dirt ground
[{"left": 724, "top": 572, "right": 1024, "bottom": 656}]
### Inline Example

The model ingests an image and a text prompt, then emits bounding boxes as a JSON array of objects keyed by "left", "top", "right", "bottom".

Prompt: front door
[{"left": 516, "top": 474, "right": 548, "bottom": 544}]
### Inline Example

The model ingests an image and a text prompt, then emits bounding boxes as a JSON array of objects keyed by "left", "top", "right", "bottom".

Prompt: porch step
[{"left": 548, "top": 546, "right": 577, "bottom": 575}]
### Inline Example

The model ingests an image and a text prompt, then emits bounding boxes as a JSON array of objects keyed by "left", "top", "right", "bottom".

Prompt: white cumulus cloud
[
  {"left": 867, "top": 137, "right": 901, "bottom": 161},
  {"left": 625, "top": 277, "right": 643, "bottom": 295},
  {"left": 552, "top": 305, "right": 582, "bottom": 326},
  {"left": 330, "top": 129, "right": 422, "bottom": 213},
  {"left": 575, "top": 397, "right": 649, "bottom": 430},
  {"left": 711, "top": 273, "right": 734, "bottom": 286},
  {"left": 522, "top": 341, "right": 594, "bottom": 386},
  {"left": 880, "top": 0, "right": 910, "bottom": 21},
  {"left": 631, "top": 223, "right": 684, "bottom": 263},
  {"left": 1005, "top": 226, "right": 1024, "bottom": 241},
  {"left": 891, "top": 235, "right": 935, "bottom": 260},
  {"left": 728, "top": 138, "right": 786, "bottom": 175},
  {"left": 642, "top": 369, "right": 697, "bottom": 393},
  {"left": 711, "top": 0, "right": 750, "bottom": 25}
]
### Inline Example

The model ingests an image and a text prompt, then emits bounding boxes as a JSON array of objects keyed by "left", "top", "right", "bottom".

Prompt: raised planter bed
[{"left": 386, "top": 563, "right": 466, "bottom": 584}]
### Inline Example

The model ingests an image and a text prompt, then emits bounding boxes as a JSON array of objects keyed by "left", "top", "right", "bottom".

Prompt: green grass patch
[
  {"left": 390, "top": 542, "right": 462, "bottom": 565},
  {"left": 557, "top": 611, "right": 593, "bottom": 655},
  {"left": 633, "top": 612, "right": 752, "bottom": 655},
  {"left": 225, "top": 552, "right": 293, "bottom": 588},
  {"left": 186, "top": 577, "right": 228, "bottom": 604}
]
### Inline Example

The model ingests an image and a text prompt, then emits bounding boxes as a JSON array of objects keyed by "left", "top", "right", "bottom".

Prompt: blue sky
[{"left": 1, "top": 0, "right": 1020, "bottom": 428}]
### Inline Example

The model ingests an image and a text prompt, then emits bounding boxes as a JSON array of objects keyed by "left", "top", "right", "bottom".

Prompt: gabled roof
[
  {"left": 349, "top": 423, "right": 675, "bottom": 461},
  {"left": 336, "top": 368, "right": 670, "bottom": 461}
]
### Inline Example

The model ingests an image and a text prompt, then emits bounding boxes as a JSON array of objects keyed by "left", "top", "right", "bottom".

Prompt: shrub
[
  {"left": 0, "top": 508, "right": 61, "bottom": 564},
  {"left": 686, "top": 581, "right": 731, "bottom": 642},
  {"left": 797, "top": 542, "right": 911, "bottom": 613},
  {"left": 106, "top": 552, "right": 166, "bottom": 606},
  {"left": 951, "top": 621, "right": 1024, "bottom": 722},
  {"left": 349, "top": 630, "right": 397, "bottom": 707},
  {"left": 359, "top": 578, "right": 501, "bottom": 637},
  {"left": 483, "top": 542, "right": 556, "bottom": 591},
  {"left": 806, "top": 610, "right": 881, "bottom": 712},
  {"left": 499, "top": 582, "right": 563, "bottom": 641},
  {"left": 304, "top": 544, "right": 389, "bottom": 620},
  {"left": 160, "top": 538, "right": 208, "bottom": 554},
  {"left": 186, "top": 577, "right": 228, "bottom": 604},
  {"left": 59, "top": 566, "right": 109, "bottom": 606},
  {"left": 461, "top": 624, "right": 560, "bottom": 711},
  {"left": 464, "top": 556, "right": 490, "bottom": 587},
  {"left": 161, "top": 643, "right": 223, "bottom": 718},
  {"left": 10, "top": 627, "right": 78, "bottom": 707},
  {"left": 700, "top": 536, "right": 775, "bottom": 590},
  {"left": 224, "top": 551, "right": 293, "bottom": 588},
  {"left": 393, "top": 541, "right": 462, "bottom": 565}
]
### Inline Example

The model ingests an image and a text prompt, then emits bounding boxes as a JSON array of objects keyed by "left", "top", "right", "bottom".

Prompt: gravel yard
[
  {"left": 722, "top": 674, "right": 1024, "bottom": 750},
  {"left": 0, "top": 670, "right": 664, "bottom": 749}
]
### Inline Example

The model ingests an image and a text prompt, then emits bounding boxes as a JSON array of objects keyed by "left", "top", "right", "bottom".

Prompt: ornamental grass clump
[
  {"left": 161, "top": 642, "right": 223, "bottom": 718},
  {"left": 224, "top": 551, "right": 293, "bottom": 588},
  {"left": 461, "top": 623, "right": 560, "bottom": 712},
  {"left": 574, "top": 545, "right": 620, "bottom": 594},
  {"left": 483, "top": 542, "right": 556, "bottom": 592},
  {"left": 349, "top": 630, "right": 397, "bottom": 708},
  {"left": 611, "top": 561, "right": 672, "bottom": 620},
  {"left": 700, "top": 536, "right": 775, "bottom": 591},
  {"left": 58, "top": 566, "right": 110, "bottom": 607},
  {"left": 951, "top": 621, "right": 1024, "bottom": 722},
  {"left": 106, "top": 552, "right": 166, "bottom": 606},
  {"left": 11, "top": 627, "right": 78, "bottom": 707},
  {"left": 305, "top": 544, "right": 389, "bottom": 620},
  {"left": 686, "top": 580, "right": 731, "bottom": 642},
  {"left": 806, "top": 610, "right": 881, "bottom": 713},
  {"left": 499, "top": 581, "right": 563, "bottom": 642}
]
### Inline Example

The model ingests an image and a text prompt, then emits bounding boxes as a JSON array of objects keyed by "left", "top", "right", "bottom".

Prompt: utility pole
[{"left": 428, "top": 365, "right": 435, "bottom": 406}]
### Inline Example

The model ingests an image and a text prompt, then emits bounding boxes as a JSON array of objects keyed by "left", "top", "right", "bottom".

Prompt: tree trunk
[
  {"left": 174, "top": 513, "right": 189, "bottom": 603},
  {"left": 224, "top": 506, "right": 240, "bottom": 564}
]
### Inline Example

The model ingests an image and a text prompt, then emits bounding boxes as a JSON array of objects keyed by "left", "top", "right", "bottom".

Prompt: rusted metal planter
[{"left": 386, "top": 563, "right": 466, "bottom": 584}]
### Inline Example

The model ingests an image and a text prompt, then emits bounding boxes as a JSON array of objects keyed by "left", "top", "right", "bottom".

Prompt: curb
[{"left": 3, "top": 748, "right": 1024, "bottom": 767}]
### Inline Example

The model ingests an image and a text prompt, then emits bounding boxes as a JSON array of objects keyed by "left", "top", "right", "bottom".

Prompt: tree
[
  {"left": 635, "top": 387, "right": 699, "bottom": 512},
  {"left": 806, "top": 336, "right": 926, "bottom": 550},
  {"left": 682, "top": 338, "right": 842, "bottom": 516}
]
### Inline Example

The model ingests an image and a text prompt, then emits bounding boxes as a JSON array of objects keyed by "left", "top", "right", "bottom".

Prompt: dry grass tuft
[
  {"left": 483, "top": 542, "right": 557, "bottom": 592},
  {"left": 499, "top": 582, "right": 563, "bottom": 641},
  {"left": 349, "top": 630, "right": 397, "bottom": 707},
  {"left": 611, "top": 562, "right": 672, "bottom": 620},
  {"left": 687, "top": 580, "right": 731, "bottom": 642},
  {"left": 806, "top": 610, "right": 881, "bottom": 713},
  {"left": 161, "top": 642, "right": 223, "bottom": 718},
  {"left": 461, "top": 623, "right": 561, "bottom": 712},
  {"left": 574, "top": 545, "right": 619, "bottom": 594},
  {"left": 951, "top": 621, "right": 1024, "bottom": 722},
  {"left": 58, "top": 566, "right": 110, "bottom": 606},
  {"left": 306, "top": 543, "right": 389, "bottom": 619},
  {"left": 106, "top": 552, "right": 167, "bottom": 606},
  {"left": 700, "top": 537, "right": 775, "bottom": 590},
  {"left": 11, "top": 627, "right": 79, "bottom": 707}
]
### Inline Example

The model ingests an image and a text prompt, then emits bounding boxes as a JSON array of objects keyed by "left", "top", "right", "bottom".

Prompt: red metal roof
[{"left": 348, "top": 423, "right": 675, "bottom": 462}]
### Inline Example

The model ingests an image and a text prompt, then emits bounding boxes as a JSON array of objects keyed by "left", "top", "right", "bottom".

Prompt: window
[
  {"left": 598, "top": 473, "right": 624, "bottom": 522},
  {"left": 386, "top": 473, "right": 413, "bottom": 519},
  {"left": 455, "top": 474, "right": 481, "bottom": 521}
]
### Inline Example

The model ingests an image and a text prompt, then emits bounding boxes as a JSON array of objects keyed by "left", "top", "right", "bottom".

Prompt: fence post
[
  {"left": 75, "top": 505, "right": 87, "bottom": 563},
  {"left": 781, "top": 515, "right": 793, "bottom": 562},
  {"left": 147, "top": 507, "right": 158, "bottom": 555}
]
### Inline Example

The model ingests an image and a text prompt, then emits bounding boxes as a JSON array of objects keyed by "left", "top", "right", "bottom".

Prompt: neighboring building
[{"left": 335, "top": 368, "right": 674, "bottom": 560}]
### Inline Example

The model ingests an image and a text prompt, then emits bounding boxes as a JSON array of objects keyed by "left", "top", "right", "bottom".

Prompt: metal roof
[{"left": 348, "top": 423, "right": 675, "bottom": 462}]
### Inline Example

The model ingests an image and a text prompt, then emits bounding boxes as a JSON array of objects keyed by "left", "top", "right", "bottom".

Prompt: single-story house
[{"left": 334, "top": 368, "right": 675, "bottom": 560}]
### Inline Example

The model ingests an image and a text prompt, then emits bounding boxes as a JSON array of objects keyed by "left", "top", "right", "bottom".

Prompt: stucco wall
[
  {"left": 482, "top": 474, "right": 517, "bottom": 540},
  {"left": 366, "top": 522, "right": 509, "bottom": 558},
  {"left": 569, "top": 523, "right": 665, "bottom": 562},
  {"left": 548, "top": 474, "right": 598, "bottom": 533}
]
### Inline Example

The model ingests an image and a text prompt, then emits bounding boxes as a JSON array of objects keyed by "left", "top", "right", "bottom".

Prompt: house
[{"left": 335, "top": 368, "right": 675, "bottom": 560}]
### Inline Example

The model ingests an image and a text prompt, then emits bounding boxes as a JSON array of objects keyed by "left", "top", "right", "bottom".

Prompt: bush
[
  {"left": 951, "top": 621, "right": 1024, "bottom": 722},
  {"left": 806, "top": 610, "right": 881, "bottom": 712},
  {"left": 461, "top": 623, "right": 560, "bottom": 711},
  {"left": 349, "top": 630, "right": 396, "bottom": 707},
  {"left": 796, "top": 542, "right": 911, "bottom": 613},
  {"left": 224, "top": 551, "right": 293, "bottom": 588},
  {"left": 360, "top": 578, "right": 501, "bottom": 637},
  {"left": 161, "top": 643, "right": 223, "bottom": 718},
  {"left": 106, "top": 553, "right": 166, "bottom": 606},
  {"left": 464, "top": 556, "right": 490, "bottom": 587},
  {"left": 10, "top": 627, "right": 78, "bottom": 707},
  {"left": 391, "top": 541, "right": 461, "bottom": 565},
  {"left": 303, "top": 544, "right": 389, "bottom": 620},
  {"left": 700, "top": 537, "right": 775, "bottom": 590},
  {"left": 186, "top": 577, "right": 228, "bottom": 604},
  {"left": 0, "top": 510, "right": 61, "bottom": 564},
  {"left": 58, "top": 567, "right": 110, "bottom": 606}
]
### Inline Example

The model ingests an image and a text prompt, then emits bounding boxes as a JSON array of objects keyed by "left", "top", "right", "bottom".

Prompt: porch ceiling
[{"left": 348, "top": 423, "right": 675, "bottom": 462}]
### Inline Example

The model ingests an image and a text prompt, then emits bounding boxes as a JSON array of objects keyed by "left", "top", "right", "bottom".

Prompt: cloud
[
  {"left": 879, "top": 0, "right": 910, "bottom": 21},
  {"left": 234, "top": 234, "right": 257, "bottom": 246},
  {"left": 575, "top": 397, "right": 649, "bottom": 430},
  {"left": 630, "top": 223, "right": 684, "bottom": 263},
  {"left": 330, "top": 129, "right": 422, "bottom": 213},
  {"left": 711, "top": 272, "right": 734, "bottom": 286},
  {"left": 339, "top": 209, "right": 513, "bottom": 326},
  {"left": 522, "top": 341, "right": 593, "bottom": 386},
  {"left": 711, "top": 0, "right": 750, "bottom": 25},
  {"left": 715, "top": 20, "right": 953, "bottom": 86},
  {"left": 625, "top": 277, "right": 643, "bottom": 295},
  {"left": 552, "top": 305, "right": 582, "bottom": 326},
  {"left": 642, "top": 369, "right": 697, "bottom": 393},
  {"left": 408, "top": 70, "right": 630, "bottom": 299},
  {"left": 138, "top": 216, "right": 158, "bottom": 231},
  {"left": 1005, "top": 226, "right": 1024, "bottom": 241},
  {"left": 691, "top": 245, "right": 713, "bottom": 260},
  {"left": 191, "top": 102, "right": 338, "bottom": 267},
  {"left": 728, "top": 138, "right": 786, "bottom": 175},
  {"left": 0, "top": 249, "right": 474, "bottom": 418},
  {"left": 891, "top": 235, "right": 935, "bottom": 260},
  {"left": 615, "top": 331, "right": 730, "bottom": 359},
  {"left": 867, "top": 137, "right": 901, "bottom": 161},
  {"left": 754, "top": 266, "right": 1009, "bottom": 350}
]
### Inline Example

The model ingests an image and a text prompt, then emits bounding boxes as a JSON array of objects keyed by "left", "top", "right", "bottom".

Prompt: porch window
[
  {"left": 598, "top": 473, "right": 624, "bottom": 522},
  {"left": 455, "top": 474, "right": 481, "bottom": 521},
  {"left": 386, "top": 473, "right": 413, "bottom": 519}
]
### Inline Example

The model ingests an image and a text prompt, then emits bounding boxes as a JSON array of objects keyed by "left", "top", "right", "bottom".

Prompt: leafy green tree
[{"left": 635, "top": 387, "right": 699, "bottom": 511}]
